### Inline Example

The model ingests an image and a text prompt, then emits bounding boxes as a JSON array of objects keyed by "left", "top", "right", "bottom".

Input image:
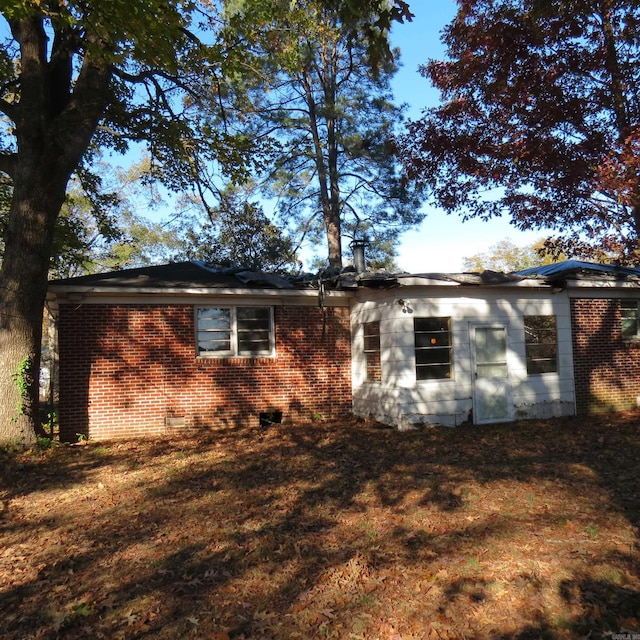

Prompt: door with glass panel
[{"left": 471, "top": 325, "right": 513, "bottom": 424}]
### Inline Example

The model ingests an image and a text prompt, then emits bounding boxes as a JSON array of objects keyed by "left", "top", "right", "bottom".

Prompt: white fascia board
[
  {"left": 565, "top": 278, "right": 640, "bottom": 291},
  {"left": 393, "top": 276, "right": 552, "bottom": 289},
  {"left": 46, "top": 286, "right": 354, "bottom": 307}
]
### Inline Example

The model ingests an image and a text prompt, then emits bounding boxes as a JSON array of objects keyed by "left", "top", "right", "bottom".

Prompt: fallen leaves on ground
[{"left": 1, "top": 412, "right": 640, "bottom": 639}]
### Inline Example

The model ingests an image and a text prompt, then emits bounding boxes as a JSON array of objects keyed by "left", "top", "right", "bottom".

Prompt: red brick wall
[
  {"left": 571, "top": 298, "right": 640, "bottom": 413},
  {"left": 57, "top": 303, "right": 352, "bottom": 440}
]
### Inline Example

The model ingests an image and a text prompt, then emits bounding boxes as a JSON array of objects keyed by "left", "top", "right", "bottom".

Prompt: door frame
[{"left": 470, "top": 323, "right": 514, "bottom": 425}]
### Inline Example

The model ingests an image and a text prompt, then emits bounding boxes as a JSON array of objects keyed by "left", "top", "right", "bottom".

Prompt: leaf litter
[{"left": 1, "top": 412, "right": 640, "bottom": 639}]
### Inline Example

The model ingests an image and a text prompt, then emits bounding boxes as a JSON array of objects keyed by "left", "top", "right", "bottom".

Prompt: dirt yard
[{"left": 1, "top": 412, "right": 640, "bottom": 639}]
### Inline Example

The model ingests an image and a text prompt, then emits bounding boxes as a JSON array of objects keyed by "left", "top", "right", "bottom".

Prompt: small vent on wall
[
  {"left": 259, "top": 410, "right": 283, "bottom": 428},
  {"left": 165, "top": 416, "right": 186, "bottom": 428}
]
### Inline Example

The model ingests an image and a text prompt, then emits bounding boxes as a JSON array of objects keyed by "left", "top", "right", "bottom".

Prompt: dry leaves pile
[{"left": 1, "top": 412, "right": 640, "bottom": 639}]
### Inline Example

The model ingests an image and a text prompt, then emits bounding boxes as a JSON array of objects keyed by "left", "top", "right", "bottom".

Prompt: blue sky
[
  {"left": 0, "top": 3, "right": 544, "bottom": 273},
  {"left": 391, "top": 2, "right": 543, "bottom": 272}
]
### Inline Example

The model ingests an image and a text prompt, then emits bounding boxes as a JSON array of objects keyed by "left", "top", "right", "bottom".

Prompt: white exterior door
[{"left": 472, "top": 325, "right": 513, "bottom": 424}]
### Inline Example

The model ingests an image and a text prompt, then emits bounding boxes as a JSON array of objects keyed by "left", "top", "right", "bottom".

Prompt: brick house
[
  {"left": 517, "top": 261, "right": 640, "bottom": 415},
  {"left": 47, "top": 259, "right": 640, "bottom": 440},
  {"left": 48, "top": 262, "right": 353, "bottom": 441}
]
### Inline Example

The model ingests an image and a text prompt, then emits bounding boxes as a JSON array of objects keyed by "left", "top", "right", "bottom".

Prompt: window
[
  {"left": 524, "top": 315, "right": 557, "bottom": 374},
  {"left": 197, "top": 306, "right": 274, "bottom": 357},
  {"left": 621, "top": 300, "right": 639, "bottom": 340},
  {"left": 414, "top": 317, "right": 453, "bottom": 380},
  {"left": 363, "top": 321, "right": 381, "bottom": 382},
  {"left": 475, "top": 326, "right": 508, "bottom": 378}
]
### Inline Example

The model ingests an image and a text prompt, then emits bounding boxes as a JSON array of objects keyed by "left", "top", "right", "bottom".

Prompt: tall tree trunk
[
  {"left": 0, "top": 170, "right": 64, "bottom": 446},
  {"left": 324, "top": 36, "right": 343, "bottom": 271},
  {"left": 0, "top": 18, "right": 112, "bottom": 446},
  {"left": 303, "top": 77, "right": 343, "bottom": 269},
  {"left": 325, "top": 89, "right": 342, "bottom": 270},
  {"left": 302, "top": 40, "right": 343, "bottom": 270}
]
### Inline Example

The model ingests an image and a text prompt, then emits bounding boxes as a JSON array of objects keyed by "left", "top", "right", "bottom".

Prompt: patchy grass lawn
[{"left": 1, "top": 413, "right": 640, "bottom": 640}]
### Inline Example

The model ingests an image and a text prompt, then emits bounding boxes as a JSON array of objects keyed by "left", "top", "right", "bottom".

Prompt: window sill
[
  {"left": 526, "top": 371, "right": 559, "bottom": 377},
  {"left": 196, "top": 355, "right": 276, "bottom": 364}
]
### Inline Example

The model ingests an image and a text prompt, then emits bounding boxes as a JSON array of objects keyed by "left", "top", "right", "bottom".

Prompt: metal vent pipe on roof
[{"left": 351, "top": 238, "right": 369, "bottom": 273}]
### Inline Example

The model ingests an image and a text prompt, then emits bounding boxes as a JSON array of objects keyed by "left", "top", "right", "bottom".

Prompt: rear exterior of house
[
  {"left": 527, "top": 262, "right": 640, "bottom": 414},
  {"left": 349, "top": 262, "right": 640, "bottom": 427},
  {"left": 350, "top": 273, "right": 576, "bottom": 428},
  {"left": 49, "top": 262, "right": 353, "bottom": 441},
  {"left": 571, "top": 296, "right": 640, "bottom": 413},
  {"left": 48, "top": 260, "right": 640, "bottom": 440}
]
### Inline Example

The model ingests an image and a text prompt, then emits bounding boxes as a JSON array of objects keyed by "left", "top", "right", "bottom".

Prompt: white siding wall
[{"left": 351, "top": 285, "right": 575, "bottom": 428}]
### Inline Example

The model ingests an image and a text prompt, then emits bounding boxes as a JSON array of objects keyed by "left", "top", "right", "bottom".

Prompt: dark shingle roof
[
  {"left": 49, "top": 261, "right": 297, "bottom": 290},
  {"left": 52, "top": 259, "right": 640, "bottom": 295}
]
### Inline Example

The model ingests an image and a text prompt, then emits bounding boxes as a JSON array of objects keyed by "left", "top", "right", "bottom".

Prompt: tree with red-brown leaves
[{"left": 398, "top": 0, "right": 640, "bottom": 264}]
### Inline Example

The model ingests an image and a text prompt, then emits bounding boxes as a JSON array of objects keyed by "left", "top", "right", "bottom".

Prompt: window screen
[
  {"left": 414, "top": 317, "right": 453, "bottom": 380},
  {"left": 197, "top": 307, "right": 273, "bottom": 357},
  {"left": 524, "top": 315, "right": 557, "bottom": 374},
  {"left": 363, "top": 321, "right": 381, "bottom": 382},
  {"left": 621, "top": 301, "right": 639, "bottom": 340}
]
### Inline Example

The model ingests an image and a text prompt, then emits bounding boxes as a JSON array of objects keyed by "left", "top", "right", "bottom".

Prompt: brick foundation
[
  {"left": 571, "top": 298, "right": 640, "bottom": 413},
  {"left": 58, "top": 303, "right": 352, "bottom": 440}
]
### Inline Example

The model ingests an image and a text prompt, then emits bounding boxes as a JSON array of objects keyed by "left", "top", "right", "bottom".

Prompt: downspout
[{"left": 318, "top": 276, "right": 327, "bottom": 340}]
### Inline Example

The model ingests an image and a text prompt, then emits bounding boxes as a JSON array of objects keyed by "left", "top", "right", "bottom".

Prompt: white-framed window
[
  {"left": 414, "top": 317, "right": 453, "bottom": 380},
  {"left": 363, "top": 321, "right": 381, "bottom": 382},
  {"left": 196, "top": 306, "right": 274, "bottom": 357},
  {"left": 621, "top": 300, "right": 640, "bottom": 340},
  {"left": 524, "top": 315, "right": 558, "bottom": 374}
]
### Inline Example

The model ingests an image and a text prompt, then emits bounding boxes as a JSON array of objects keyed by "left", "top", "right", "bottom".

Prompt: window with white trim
[
  {"left": 196, "top": 306, "right": 274, "bottom": 357},
  {"left": 414, "top": 317, "right": 453, "bottom": 380},
  {"left": 363, "top": 321, "right": 381, "bottom": 382},
  {"left": 621, "top": 300, "right": 640, "bottom": 340},
  {"left": 524, "top": 315, "right": 557, "bottom": 374}
]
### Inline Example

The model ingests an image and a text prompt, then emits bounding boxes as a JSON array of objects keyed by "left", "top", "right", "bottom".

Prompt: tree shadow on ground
[{"left": 1, "top": 412, "right": 639, "bottom": 639}]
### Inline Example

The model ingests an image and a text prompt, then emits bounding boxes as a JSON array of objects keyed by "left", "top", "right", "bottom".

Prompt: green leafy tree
[
  {"left": 183, "top": 189, "right": 301, "bottom": 272},
  {"left": 0, "top": 0, "right": 409, "bottom": 445},
  {"left": 46, "top": 162, "right": 144, "bottom": 277},
  {"left": 220, "top": 0, "right": 423, "bottom": 270},
  {"left": 0, "top": 0, "right": 247, "bottom": 446},
  {"left": 399, "top": 0, "right": 640, "bottom": 264},
  {"left": 95, "top": 210, "right": 190, "bottom": 272},
  {"left": 49, "top": 190, "right": 121, "bottom": 279},
  {"left": 462, "top": 238, "right": 563, "bottom": 273},
  {"left": 56, "top": 161, "right": 190, "bottom": 275}
]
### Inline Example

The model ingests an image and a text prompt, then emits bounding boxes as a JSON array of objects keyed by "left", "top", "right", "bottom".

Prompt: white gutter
[{"left": 46, "top": 285, "right": 355, "bottom": 309}]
